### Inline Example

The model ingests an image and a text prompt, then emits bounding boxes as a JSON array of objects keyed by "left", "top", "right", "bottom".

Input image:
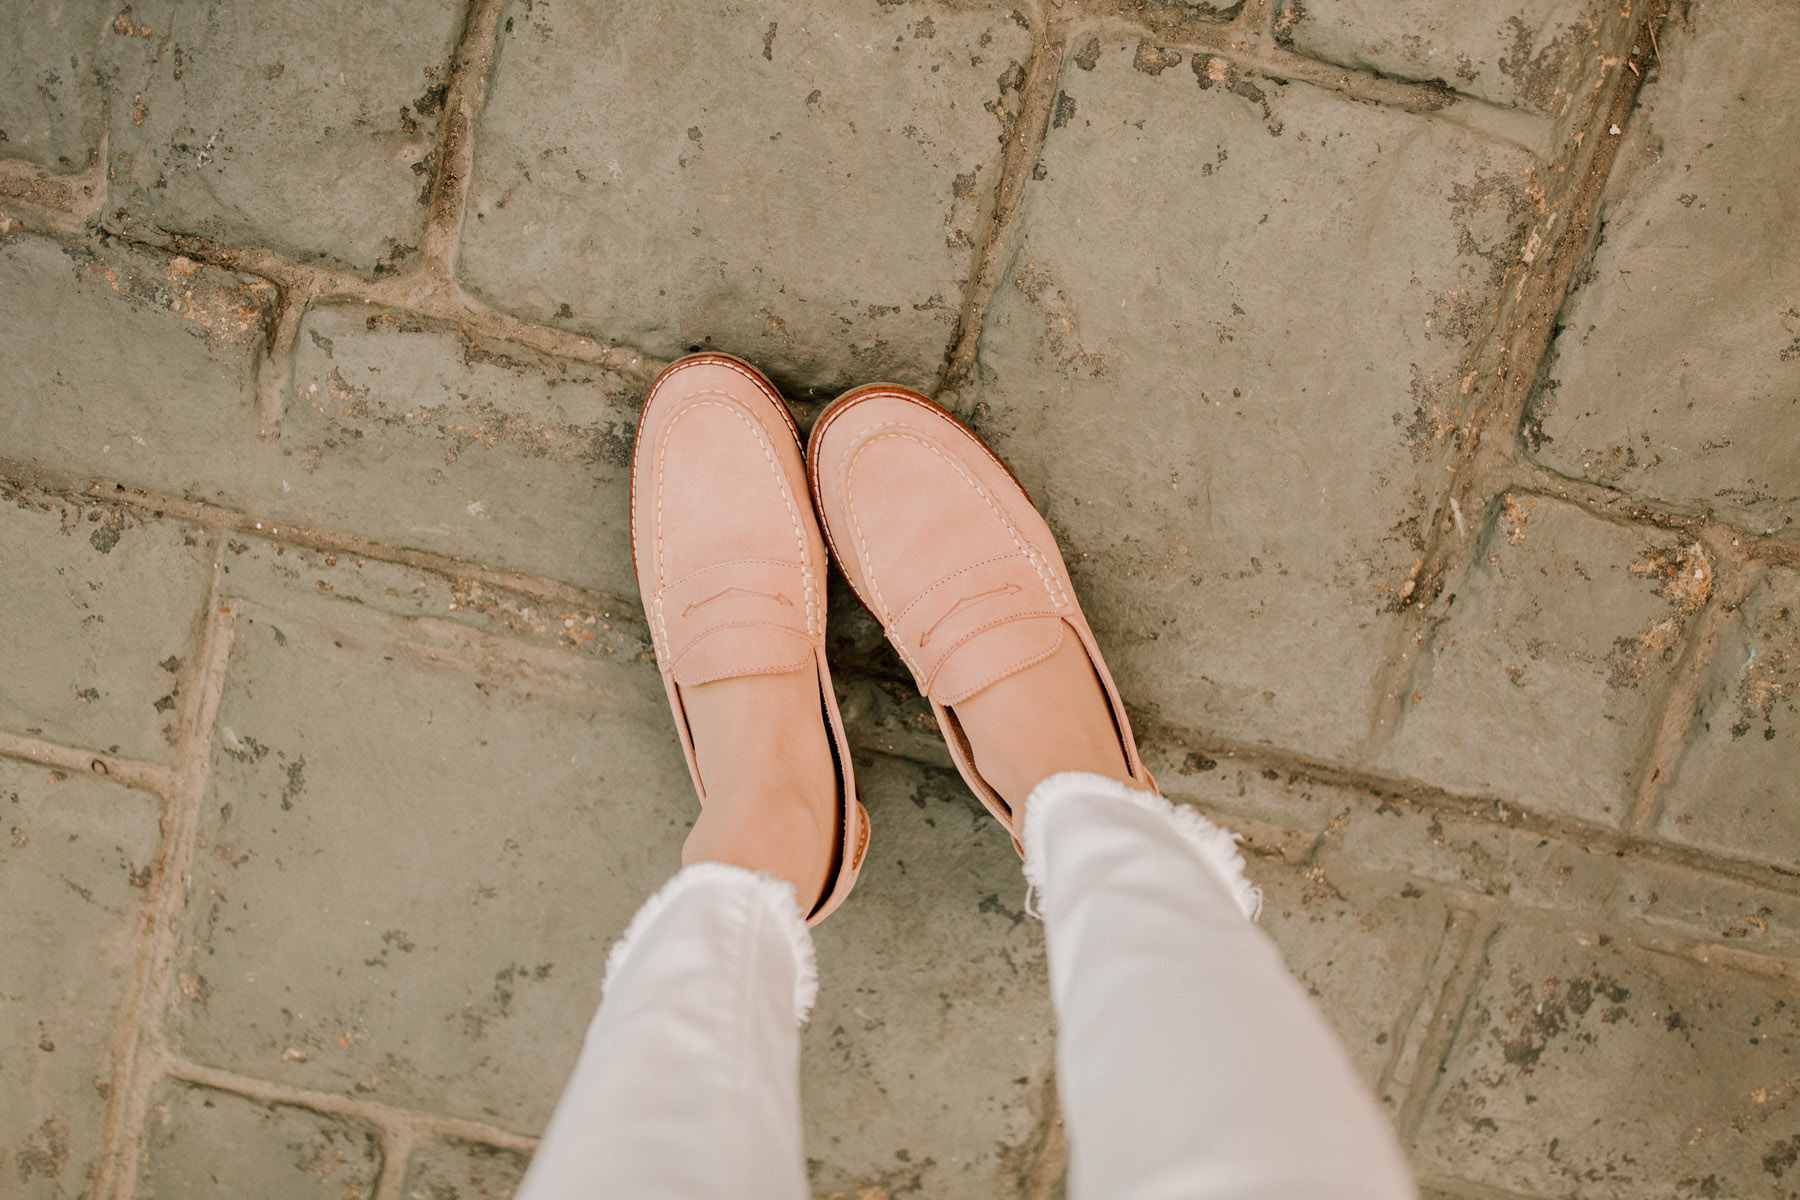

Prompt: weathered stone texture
[
  {"left": 1323, "top": 794, "right": 1624, "bottom": 916},
  {"left": 0, "top": 489, "right": 212, "bottom": 758},
  {"left": 0, "top": 234, "right": 648, "bottom": 598},
  {"left": 168, "top": 552, "right": 1064, "bottom": 1188},
  {"left": 1657, "top": 567, "right": 1800, "bottom": 869},
  {"left": 1619, "top": 854, "right": 1800, "bottom": 965},
  {"left": 137, "top": 1082, "right": 382, "bottom": 1200},
  {"left": 281, "top": 305, "right": 641, "bottom": 597},
  {"left": 0, "top": 0, "right": 109, "bottom": 171},
  {"left": 3, "top": 0, "right": 1796, "bottom": 1192},
  {"left": 401, "top": 1138, "right": 527, "bottom": 1200},
  {"left": 1379, "top": 495, "right": 1706, "bottom": 826},
  {"left": 969, "top": 43, "right": 1542, "bottom": 759},
  {"left": 100, "top": 0, "right": 464, "bottom": 273},
  {"left": 1414, "top": 924, "right": 1800, "bottom": 1198},
  {"left": 0, "top": 231, "right": 274, "bottom": 497},
  {"left": 805, "top": 755, "right": 1056, "bottom": 1196},
  {"left": 1150, "top": 748, "right": 1360, "bottom": 847},
  {"left": 1527, "top": 0, "right": 1800, "bottom": 533},
  {"left": 458, "top": 0, "right": 1033, "bottom": 395},
  {"left": 1, "top": 760, "right": 160, "bottom": 1200},
  {"left": 1311, "top": 785, "right": 1800, "bottom": 969},
  {"left": 1250, "top": 853, "right": 1453, "bottom": 1092},
  {"left": 1272, "top": 0, "right": 1626, "bottom": 116},
  {"left": 167, "top": 587, "right": 681, "bottom": 1130},
  {"left": 213, "top": 533, "right": 650, "bottom": 666}
]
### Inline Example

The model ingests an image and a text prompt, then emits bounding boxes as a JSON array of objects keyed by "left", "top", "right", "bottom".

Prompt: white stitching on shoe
[
  {"left": 837, "top": 424, "right": 1067, "bottom": 671},
  {"left": 893, "top": 552, "right": 1027, "bottom": 623},
  {"left": 655, "top": 393, "right": 817, "bottom": 648},
  {"left": 667, "top": 557, "right": 807, "bottom": 586}
]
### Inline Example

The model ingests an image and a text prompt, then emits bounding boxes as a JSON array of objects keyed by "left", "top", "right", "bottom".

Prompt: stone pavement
[{"left": 2, "top": 0, "right": 1796, "bottom": 1196}]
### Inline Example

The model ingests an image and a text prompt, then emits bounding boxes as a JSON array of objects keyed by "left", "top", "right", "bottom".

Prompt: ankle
[
  {"left": 951, "top": 631, "right": 1134, "bottom": 820},
  {"left": 972, "top": 745, "right": 1135, "bottom": 822},
  {"left": 683, "top": 788, "right": 832, "bottom": 909},
  {"left": 677, "top": 668, "right": 839, "bottom": 907}
]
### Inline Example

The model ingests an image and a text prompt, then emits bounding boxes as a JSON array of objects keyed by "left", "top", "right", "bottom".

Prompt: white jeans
[{"left": 517, "top": 773, "right": 1416, "bottom": 1200}]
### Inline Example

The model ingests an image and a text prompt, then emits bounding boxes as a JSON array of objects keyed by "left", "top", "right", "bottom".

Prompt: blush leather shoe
[
  {"left": 631, "top": 353, "right": 869, "bottom": 924},
  {"left": 807, "top": 384, "right": 1151, "bottom": 852}
]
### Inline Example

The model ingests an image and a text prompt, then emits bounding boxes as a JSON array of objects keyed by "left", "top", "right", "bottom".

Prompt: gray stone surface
[
  {"left": 0, "top": 488, "right": 212, "bottom": 759},
  {"left": 805, "top": 755, "right": 1055, "bottom": 1198},
  {"left": 100, "top": 0, "right": 464, "bottom": 273},
  {"left": 4, "top": 0, "right": 1796, "bottom": 1194},
  {"left": 213, "top": 533, "right": 650, "bottom": 666},
  {"left": 1379, "top": 494, "right": 1705, "bottom": 826},
  {"left": 0, "top": 231, "right": 274, "bottom": 497},
  {"left": 1323, "top": 793, "right": 1625, "bottom": 917},
  {"left": 137, "top": 1081, "right": 382, "bottom": 1200},
  {"left": 168, "top": 547, "right": 1060, "bottom": 1184},
  {"left": 1657, "top": 567, "right": 1800, "bottom": 869},
  {"left": 401, "top": 1137, "right": 526, "bottom": 1200},
  {"left": 1619, "top": 852, "right": 1800, "bottom": 965},
  {"left": 0, "top": 0, "right": 110, "bottom": 171},
  {"left": 167, "top": 584, "right": 680, "bottom": 1130},
  {"left": 1312, "top": 783, "right": 1800, "bottom": 970},
  {"left": 1249, "top": 851, "right": 1453, "bottom": 1093},
  {"left": 1527, "top": 0, "right": 1800, "bottom": 533},
  {"left": 458, "top": 0, "right": 1033, "bottom": 395},
  {"left": 1413, "top": 923, "right": 1800, "bottom": 1199},
  {"left": 1150, "top": 746, "right": 1359, "bottom": 847},
  {"left": 280, "top": 304, "right": 641, "bottom": 597},
  {"left": 0, "top": 234, "right": 644, "bottom": 599},
  {"left": 968, "top": 43, "right": 1542, "bottom": 760},
  {"left": 1, "top": 759, "right": 161, "bottom": 1200},
  {"left": 1272, "top": 0, "right": 1625, "bottom": 116}
]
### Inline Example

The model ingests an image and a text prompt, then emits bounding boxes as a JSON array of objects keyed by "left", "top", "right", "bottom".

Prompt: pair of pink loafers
[{"left": 630, "top": 354, "right": 1150, "bottom": 924}]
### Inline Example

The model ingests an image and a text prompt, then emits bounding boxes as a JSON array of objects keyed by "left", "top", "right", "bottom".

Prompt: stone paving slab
[
  {"left": 1316, "top": 781, "right": 1800, "bottom": 967},
  {"left": 400, "top": 1137, "right": 526, "bottom": 1200},
  {"left": 1323, "top": 795, "right": 1624, "bottom": 917},
  {"left": 1272, "top": 0, "right": 1625, "bottom": 117},
  {"left": 100, "top": 0, "right": 465, "bottom": 274},
  {"left": 0, "top": 230, "right": 274, "bottom": 498},
  {"left": 1379, "top": 494, "right": 1705, "bottom": 826},
  {"left": 1526, "top": 0, "right": 1800, "bottom": 533},
  {"left": 2, "top": 758, "right": 161, "bottom": 1200},
  {"left": 1151, "top": 761, "right": 1477, "bottom": 1116},
  {"left": 1147, "top": 744, "right": 1357, "bottom": 847},
  {"left": 0, "top": 0, "right": 109, "bottom": 171},
  {"left": 1413, "top": 922, "right": 1800, "bottom": 1199},
  {"left": 809, "top": 753, "right": 1451, "bottom": 1187},
  {"left": 6, "top": 0, "right": 1798, "bottom": 1195},
  {"left": 1658, "top": 566, "right": 1800, "bottom": 870},
  {"left": 966, "top": 39, "right": 1543, "bottom": 761},
  {"left": 0, "top": 230, "right": 647, "bottom": 600},
  {"left": 0, "top": 487, "right": 212, "bottom": 760},
  {"left": 806, "top": 755, "right": 1055, "bottom": 1198},
  {"left": 170, "top": 537, "right": 1067, "bottom": 1192},
  {"left": 137, "top": 1081, "right": 382, "bottom": 1200},
  {"left": 1618, "top": 854, "right": 1800, "bottom": 966},
  {"left": 167, "top": 588, "right": 680, "bottom": 1130},
  {"left": 282, "top": 303, "right": 641, "bottom": 597},
  {"left": 458, "top": 0, "right": 1034, "bottom": 396},
  {"left": 1247, "top": 846, "right": 1454, "bottom": 1093},
  {"left": 213, "top": 532, "right": 649, "bottom": 665}
]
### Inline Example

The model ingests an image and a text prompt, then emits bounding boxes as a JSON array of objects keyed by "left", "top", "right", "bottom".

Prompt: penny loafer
[
  {"left": 806, "top": 384, "right": 1150, "bottom": 853},
  {"left": 630, "top": 353, "right": 869, "bottom": 924}
]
